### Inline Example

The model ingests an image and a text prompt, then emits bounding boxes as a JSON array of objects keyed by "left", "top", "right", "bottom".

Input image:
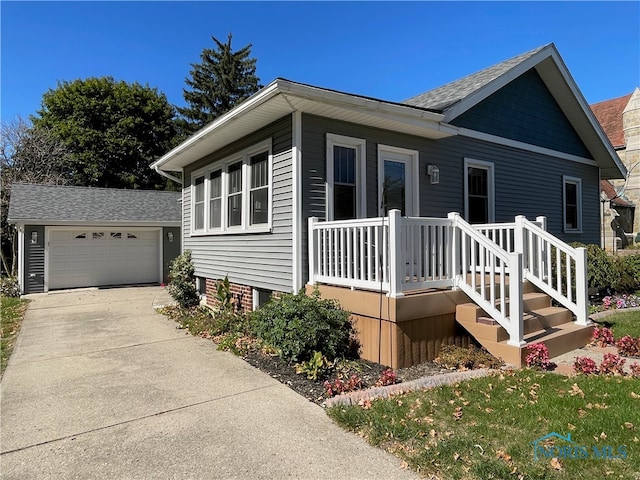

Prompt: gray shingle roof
[
  {"left": 7, "top": 183, "right": 181, "bottom": 224},
  {"left": 403, "top": 45, "right": 547, "bottom": 111}
]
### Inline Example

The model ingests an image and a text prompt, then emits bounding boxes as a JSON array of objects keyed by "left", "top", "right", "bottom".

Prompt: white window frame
[
  {"left": 192, "top": 174, "right": 206, "bottom": 232},
  {"left": 326, "top": 133, "right": 366, "bottom": 221},
  {"left": 190, "top": 139, "right": 272, "bottom": 235},
  {"left": 562, "top": 175, "right": 582, "bottom": 233},
  {"left": 464, "top": 158, "right": 495, "bottom": 223},
  {"left": 377, "top": 144, "right": 420, "bottom": 216}
]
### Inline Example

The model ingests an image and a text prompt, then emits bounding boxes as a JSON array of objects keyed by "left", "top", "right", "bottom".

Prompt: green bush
[
  {"left": 250, "top": 288, "right": 358, "bottom": 362},
  {"left": 570, "top": 243, "right": 616, "bottom": 293},
  {"left": 612, "top": 254, "right": 640, "bottom": 293},
  {"left": 167, "top": 251, "right": 199, "bottom": 309}
]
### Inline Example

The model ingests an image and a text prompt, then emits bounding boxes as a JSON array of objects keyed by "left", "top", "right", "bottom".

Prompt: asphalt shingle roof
[
  {"left": 8, "top": 183, "right": 181, "bottom": 224},
  {"left": 403, "top": 45, "right": 547, "bottom": 111}
]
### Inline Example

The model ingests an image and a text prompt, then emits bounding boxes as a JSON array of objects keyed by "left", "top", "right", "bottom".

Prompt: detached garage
[{"left": 8, "top": 183, "right": 181, "bottom": 294}]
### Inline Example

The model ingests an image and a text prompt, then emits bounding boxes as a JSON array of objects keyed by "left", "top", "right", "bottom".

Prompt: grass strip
[
  {"left": 1, "top": 297, "right": 29, "bottom": 377},
  {"left": 328, "top": 369, "right": 640, "bottom": 479}
]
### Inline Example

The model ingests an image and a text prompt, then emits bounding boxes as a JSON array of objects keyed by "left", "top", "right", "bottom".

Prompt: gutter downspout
[{"left": 154, "top": 166, "right": 183, "bottom": 185}]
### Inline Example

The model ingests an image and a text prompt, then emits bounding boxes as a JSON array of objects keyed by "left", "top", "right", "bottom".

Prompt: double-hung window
[
  {"left": 326, "top": 134, "right": 366, "bottom": 220},
  {"left": 563, "top": 176, "right": 582, "bottom": 232},
  {"left": 193, "top": 175, "right": 205, "bottom": 231},
  {"left": 209, "top": 170, "right": 222, "bottom": 229},
  {"left": 250, "top": 152, "right": 269, "bottom": 225},
  {"left": 191, "top": 140, "right": 272, "bottom": 234},
  {"left": 464, "top": 158, "right": 495, "bottom": 224}
]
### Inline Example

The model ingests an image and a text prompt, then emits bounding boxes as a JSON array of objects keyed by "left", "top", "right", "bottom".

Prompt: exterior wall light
[
  {"left": 30, "top": 231, "right": 38, "bottom": 244},
  {"left": 167, "top": 231, "right": 174, "bottom": 242},
  {"left": 427, "top": 165, "right": 440, "bottom": 184}
]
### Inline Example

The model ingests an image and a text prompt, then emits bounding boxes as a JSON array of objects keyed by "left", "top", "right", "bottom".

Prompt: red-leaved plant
[
  {"left": 324, "top": 374, "right": 362, "bottom": 398},
  {"left": 630, "top": 363, "right": 640, "bottom": 378},
  {"left": 375, "top": 368, "right": 397, "bottom": 387},
  {"left": 525, "top": 343, "right": 555, "bottom": 371},
  {"left": 573, "top": 356, "right": 599, "bottom": 375},
  {"left": 599, "top": 353, "right": 626, "bottom": 375},
  {"left": 591, "top": 326, "right": 615, "bottom": 347},
  {"left": 615, "top": 336, "right": 640, "bottom": 358}
]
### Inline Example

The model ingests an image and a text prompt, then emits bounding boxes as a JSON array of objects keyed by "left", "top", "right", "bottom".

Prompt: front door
[{"left": 378, "top": 147, "right": 418, "bottom": 216}]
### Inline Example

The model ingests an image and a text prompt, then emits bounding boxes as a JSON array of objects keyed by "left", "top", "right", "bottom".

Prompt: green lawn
[
  {"left": 1, "top": 296, "right": 29, "bottom": 377},
  {"left": 328, "top": 369, "right": 640, "bottom": 479},
  {"left": 598, "top": 309, "right": 640, "bottom": 338}
]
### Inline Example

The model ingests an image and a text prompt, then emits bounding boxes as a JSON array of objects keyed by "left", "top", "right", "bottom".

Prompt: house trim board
[
  {"left": 457, "top": 127, "right": 599, "bottom": 168},
  {"left": 292, "top": 111, "right": 303, "bottom": 292}
]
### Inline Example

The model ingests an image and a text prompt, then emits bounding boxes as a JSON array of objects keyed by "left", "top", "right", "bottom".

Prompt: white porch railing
[{"left": 308, "top": 209, "right": 589, "bottom": 346}]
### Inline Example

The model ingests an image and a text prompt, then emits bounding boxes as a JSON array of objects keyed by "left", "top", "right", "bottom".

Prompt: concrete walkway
[{"left": 1, "top": 286, "right": 418, "bottom": 480}]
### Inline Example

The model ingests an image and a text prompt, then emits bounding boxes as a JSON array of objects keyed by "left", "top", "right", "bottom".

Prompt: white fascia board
[
  {"left": 542, "top": 48, "right": 627, "bottom": 179},
  {"left": 151, "top": 81, "right": 282, "bottom": 172},
  {"left": 152, "top": 79, "right": 455, "bottom": 173}
]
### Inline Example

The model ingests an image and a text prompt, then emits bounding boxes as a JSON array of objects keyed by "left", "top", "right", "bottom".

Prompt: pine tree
[{"left": 179, "top": 33, "right": 262, "bottom": 134}]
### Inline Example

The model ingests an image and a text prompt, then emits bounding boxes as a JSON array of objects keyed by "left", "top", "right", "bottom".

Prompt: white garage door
[{"left": 49, "top": 229, "right": 160, "bottom": 290}]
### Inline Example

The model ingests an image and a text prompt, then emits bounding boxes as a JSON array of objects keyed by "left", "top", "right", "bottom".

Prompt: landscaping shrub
[
  {"left": 591, "top": 326, "right": 615, "bottom": 347},
  {"left": 0, "top": 277, "right": 20, "bottom": 297},
  {"left": 612, "top": 254, "right": 640, "bottom": 293},
  {"left": 167, "top": 250, "right": 199, "bottom": 309},
  {"left": 324, "top": 374, "right": 362, "bottom": 397},
  {"left": 434, "top": 344, "right": 503, "bottom": 370},
  {"left": 250, "top": 288, "right": 357, "bottom": 362},
  {"left": 599, "top": 353, "right": 626, "bottom": 375},
  {"left": 570, "top": 243, "right": 616, "bottom": 294}
]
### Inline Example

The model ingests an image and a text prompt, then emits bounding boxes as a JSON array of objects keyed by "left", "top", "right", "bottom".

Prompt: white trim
[
  {"left": 12, "top": 220, "right": 180, "bottom": 227},
  {"left": 292, "top": 111, "right": 303, "bottom": 292},
  {"left": 377, "top": 145, "right": 420, "bottom": 216},
  {"left": 44, "top": 227, "right": 49, "bottom": 292},
  {"left": 458, "top": 128, "right": 599, "bottom": 167},
  {"left": 15, "top": 225, "right": 24, "bottom": 293},
  {"left": 189, "top": 139, "right": 273, "bottom": 235},
  {"left": 325, "top": 133, "right": 366, "bottom": 221},
  {"left": 562, "top": 175, "right": 583, "bottom": 233},
  {"left": 464, "top": 158, "right": 495, "bottom": 223}
]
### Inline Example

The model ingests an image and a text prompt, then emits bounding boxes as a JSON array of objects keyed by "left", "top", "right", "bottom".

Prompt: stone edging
[
  {"left": 590, "top": 306, "right": 640, "bottom": 321},
  {"left": 325, "top": 368, "right": 491, "bottom": 408}
]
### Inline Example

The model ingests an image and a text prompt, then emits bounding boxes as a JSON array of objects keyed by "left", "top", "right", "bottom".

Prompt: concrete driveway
[{"left": 1, "top": 286, "right": 418, "bottom": 480}]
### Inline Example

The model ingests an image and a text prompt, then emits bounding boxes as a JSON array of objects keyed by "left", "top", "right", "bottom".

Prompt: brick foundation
[{"left": 204, "top": 278, "right": 280, "bottom": 312}]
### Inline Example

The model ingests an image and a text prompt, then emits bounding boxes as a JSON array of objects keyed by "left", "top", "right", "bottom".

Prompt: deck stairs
[{"left": 455, "top": 280, "right": 593, "bottom": 367}]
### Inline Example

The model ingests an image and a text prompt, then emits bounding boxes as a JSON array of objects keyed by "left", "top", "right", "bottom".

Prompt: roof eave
[
  {"left": 442, "top": 44, "right": 626, "bottom": 180},
  {"left": 153, "top": 79, "right": 454, "bottom": 172},
  {"left": 9, "top": 219, "right": 182, "bottom": 227}
]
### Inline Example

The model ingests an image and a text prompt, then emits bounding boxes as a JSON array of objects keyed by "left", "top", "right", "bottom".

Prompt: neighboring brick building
[{"left": 592, "top": 88, "right": 640, "bottom": 249}]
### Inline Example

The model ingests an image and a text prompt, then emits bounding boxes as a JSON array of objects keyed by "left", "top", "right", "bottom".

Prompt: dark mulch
[{"left": 242, "top": 347, "right": 449, "bottom": 405}]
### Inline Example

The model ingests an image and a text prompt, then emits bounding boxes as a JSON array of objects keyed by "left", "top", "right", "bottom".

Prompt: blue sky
[{"left": 2, "top": 1, "right": 639, "bottom": 124}]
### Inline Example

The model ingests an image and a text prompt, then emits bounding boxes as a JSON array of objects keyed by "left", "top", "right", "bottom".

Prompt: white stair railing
[
  {"left": 514, "top": 216, "right": 589, "bottom": 325},
  {"left": 448, "top": 213, "right": 524, "bottom": 347}
]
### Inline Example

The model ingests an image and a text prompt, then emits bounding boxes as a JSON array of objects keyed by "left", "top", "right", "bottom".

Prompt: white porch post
[
  {"left": 388, "top": 209, "right": 403, "bottom": 297},
  {"left": 308, "top": 217, "right": 318, "bottom": 285},
  {"left": 447, "top": 212, "right": 460, "bottom": 289},
  {"left": 535, "top": 215, "right": 547, "bottom": 231},
  {"left": 574, "top": 246, "right": 590, "bottom": 325},
  {"left": 507, "top": 251, "right": 525, "bottom": 347}
]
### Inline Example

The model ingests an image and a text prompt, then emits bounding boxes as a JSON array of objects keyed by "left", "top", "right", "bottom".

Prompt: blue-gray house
[{"left": 152, "top": 44, "right": 626, "bottom": 368}]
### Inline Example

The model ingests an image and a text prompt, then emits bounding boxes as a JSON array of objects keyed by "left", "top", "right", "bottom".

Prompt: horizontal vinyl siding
[
  {"left": 452, "top": 69, "right": 591, "bottom": 159},
  {"left": 300, "top": 115, "right": 601, "bottom": 284},
  {"left": 184, "top": 116, "right": 294, "bottom": 292},
  {"left": 25, "top": 225, "right": 45, "bottom": 294}
]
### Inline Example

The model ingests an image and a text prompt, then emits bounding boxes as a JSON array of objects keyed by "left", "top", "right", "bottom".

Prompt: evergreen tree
[{"left": 179, "top": 33, "right": 262, "bottom": 134}]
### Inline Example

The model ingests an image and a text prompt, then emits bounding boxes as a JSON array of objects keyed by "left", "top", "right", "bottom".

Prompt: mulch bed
[{"left": 242, "top": 347, "right": 449, "bottom": 406}]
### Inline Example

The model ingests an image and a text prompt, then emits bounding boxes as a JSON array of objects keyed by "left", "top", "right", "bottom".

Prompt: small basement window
[{"left": 253, "top": 288, "right": 272, "bottom": 310}]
